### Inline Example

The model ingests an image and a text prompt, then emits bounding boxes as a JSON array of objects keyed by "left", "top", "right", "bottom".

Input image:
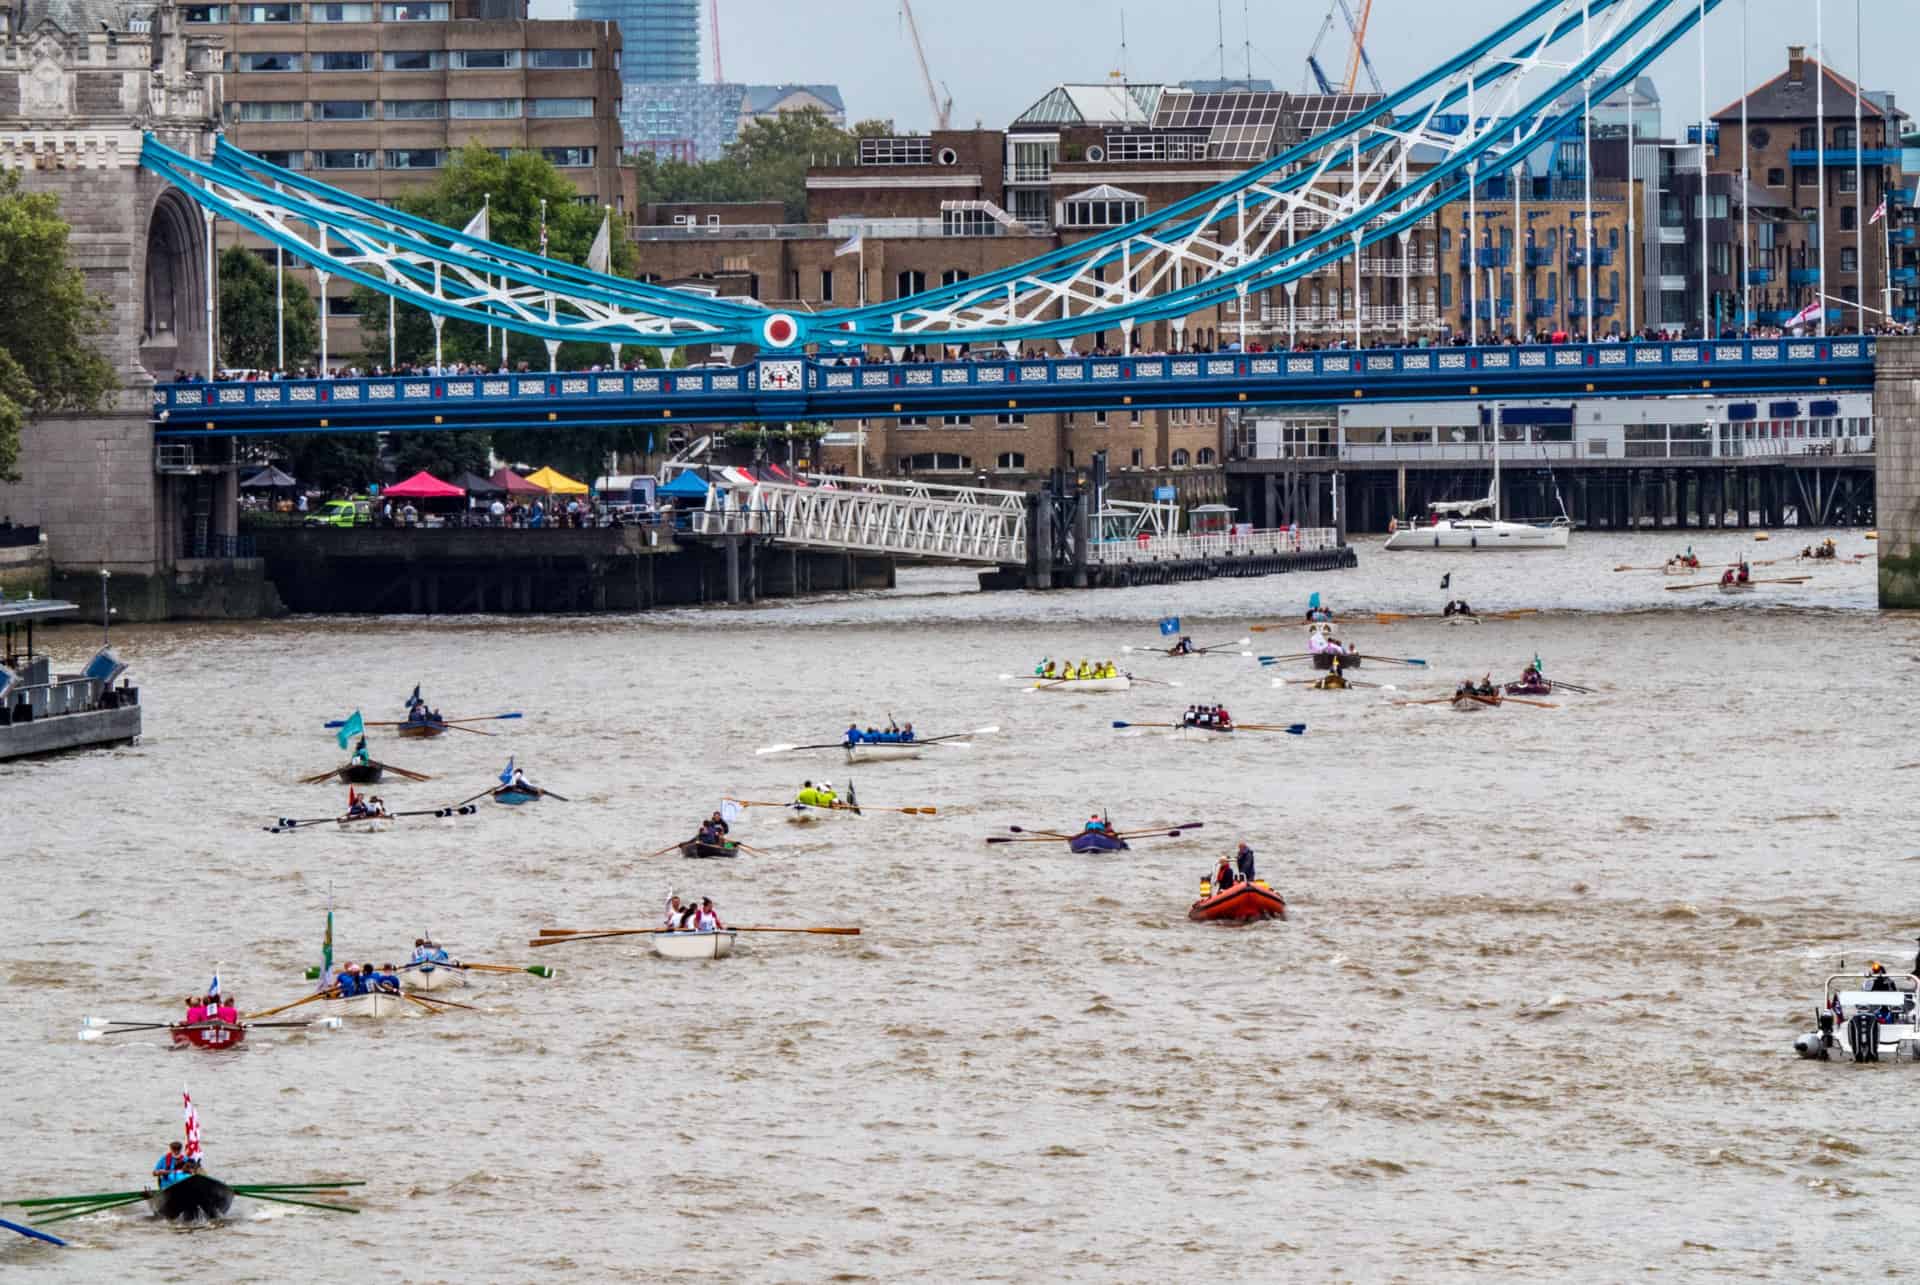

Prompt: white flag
[
  {"left": 1786, "top": 299, "right": 1822, "bottom": 328},
  {"left": 461, "top": 205, "right": 488, "bottom": 240},
  {"left": 835, "top": 233, "right": 863, "bottom": 258},
  {"left": 586, "top": 209, "right": 612, "bottom": 275},
  {"left": 1869, "top": 197, "right": 1887, "bottom": 226}
]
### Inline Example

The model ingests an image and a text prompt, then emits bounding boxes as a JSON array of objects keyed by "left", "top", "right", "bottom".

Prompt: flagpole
[
  {"left": 1740, "top": 0, "right": 1750, "bottom": 331},
  {"left": 1816, "top": 0, "right": 1827, "bottom": 337},
  {"left": 275, "top": 244, "right": 285, "bottom": 371},
  {"left": 483, "top": 193, "right": 492, "bottom": 356},
  {"left": 1852, "top": 0, "right": 1863, "bottom": 334},
  {"left": 388, "top": 294, "right": 396, "bottom": 370}
]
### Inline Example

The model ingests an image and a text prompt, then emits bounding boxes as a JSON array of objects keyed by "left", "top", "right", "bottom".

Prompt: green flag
[
  {"left": 322, "top": 905, "right": 333, "bottom": 977},
  {"left": 335, "top": 710, "right": 364, "bottom": 751}
]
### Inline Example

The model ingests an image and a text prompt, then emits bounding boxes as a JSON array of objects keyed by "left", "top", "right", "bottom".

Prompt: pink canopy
[
  {"left": 490, "top": 467, "right": 548, "bottom": 497},
  {"left": 382, "top": 470, "right": 466, "bottom": 499}
]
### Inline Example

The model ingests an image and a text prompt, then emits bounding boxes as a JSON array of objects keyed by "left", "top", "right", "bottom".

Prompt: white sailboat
[{"left": 1384, "top": 405, "right": 1571, "bottom": 552}]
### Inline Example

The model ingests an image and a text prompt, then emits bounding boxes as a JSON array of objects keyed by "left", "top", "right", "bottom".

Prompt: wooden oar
[
  {"left": 235, "top": 1191, "right": 360, "bottom": 1215},
  {"left": 755, "top": 739, "right": 847, "bottom": 755},
  {"left": 1234, "top": 723, "right": 1308, "bottom": 735},
  {"left": 1502, "top": 695, "right": 1559, "bottom": 709},
  {"left": 1112, "top": 821, "right": 1203, "bottom": 838},
  {"left": 245, "top": 990, "right": 333, "bottom": 1021},
  {"left": 1129, "top": 676, "right": 1184, "bottom": 688},
  {"left": 437, "top": 961, "right": 555, "bottom": 977},
  {"left": 1665, "top": 575, "right": 1810, "bottom": 592},
  {"left": 1392, "top": 696, "right": 1455, "bottom": 706},
  {"left": 1250, "top": 619, "right": 1346, "bottom": 631},
  {"left": 299, "top": 768, "right": 344, "bottom": 785},
  {"left": 228, "top": 1182, "right": 368, "bottom": 1192},
  {"left": 985, "top": 835, "right": 1073, "bottom": 844},
  {"left": 641, "top": 840, "right": 685, "bottom": 858},
  {"left": 1367, "top": 655, "right": 1429, "bottom": 667},
  {"left": 920, "top": 724, "right": 999, "bottom": 745},
  {"left": 730, "top": 926, "right": 861, "bottom": 935},
  {"left": 325, "top": 713, "right": 522, "bottom": 728},
  {"left": 1007, "top": 825, "right": 1075, "bottom": 839},
  {"left": 374, "top": 761, "right": 432, "bottom": 782}
]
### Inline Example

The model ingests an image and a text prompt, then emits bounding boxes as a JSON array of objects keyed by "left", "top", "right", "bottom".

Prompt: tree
[
  {"left": 631, "top": 110, "right": 896, "bottom": 221},
  {"left": 282, "top": 433, "right": 382, "bottom": 494},
  {"left": 387, "top": 430, "right": 491, "bottom": 480},
  {"left": 353, "top": 143, "right": 635, "bottom": 373},
  {"left": 0, "top": 172, "right": 116, "bottom": 480},
  {"left": 492, "top": 423, "right": 648, "bottom": 486},
  {"left": 219, "top": 245, "right": 317, "bottom": 372}
]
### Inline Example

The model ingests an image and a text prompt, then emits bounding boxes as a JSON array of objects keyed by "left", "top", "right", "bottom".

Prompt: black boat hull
[{"left": 147, "top": 1174, "right": 234, "bottom": 1224}]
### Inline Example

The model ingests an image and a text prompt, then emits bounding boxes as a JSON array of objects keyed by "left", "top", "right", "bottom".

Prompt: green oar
[
  {"left": 5, "top": 1189, "right": 145, "bottom": 1207},
  {"left": 230, "top": 1181, "right": 367, "bottom": 1193},
  {"left": 32, "top": 1194, "right": 151, "bottom": 1225},
  {"left": 235, "top": 1192, "right": 359, "bottom": 1214}
]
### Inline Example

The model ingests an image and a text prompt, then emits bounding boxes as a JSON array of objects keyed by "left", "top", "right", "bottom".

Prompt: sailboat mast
[{"left": 1491, "top": 402, "right": 1501, "bottom": 521}]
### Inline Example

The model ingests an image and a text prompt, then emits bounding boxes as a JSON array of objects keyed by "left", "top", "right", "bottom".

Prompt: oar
[
  {"left": 1367, "top": 655, "right": 1428, "bottom": 667},
  {"left": 732, "top": 841, "right": 768, "bottom": 855},
  {"left": 835, "top": 803, "right": 936, "bottom": 815},
  {"left": 1112, "top": 821, "right": 1203, "bottom": 838},
  {"left": 723, "top": 798, "right": 794, "bottom": 809},
  {"left": 299, "top": 768, "right": 344, "bottom": 785},
  {"left": 1129, "top": 677, "right": 1184, "bottom": 688},
  {"left": 443, "top": 961, "right": 557, "bottom": 978},
  {"left": 1111, "top": 720, "right": 1175, "bottom": 728},
  {"left": 1195, "top": 637, "right": 1252, "bottom": 653},
  {"left": 1483, "top": 609, "right": 1540, "bottom": 620},
  {"left": 1008, "top": 825, "right": 1076, "bottom": 839},
  {"left": 245, "top": 991, "right": 334, "bottom": 1021},
  {"left": 920, "top": 724, "right": 999, "bottom": 744},
  {"left": 1665, "top": 576, "right": 1810, "bottom": 591},
  {"left": 262, "top": 814, "right": 343, "bottom": 833},
  {"left": 0, "top": 1216, "right": 65, "bottom": 1246},
  {"left": 440, "top": 713, "right": 524, "bottom": 724},
  {"left": 1392, "top": 697, "right": 1456, "bottom": 706},
  {"left": 531, "top": 788, "right": 570, "bottom": 802},
  {"left": 1543, "top": 679, "right": 1595, "bottom": 694},
  {"left": 641, "top": 841, "right": 685, "bottom": 858},
  {"left": 1503, "top": 695, "right": 1559, "bottom": 709},
  {"left": 1235, "top": 723, "right": 1308, "bottom": 735},
  {"left": 754, "top": 739, "right": 846, "bottom": 755},
  {"left": 442, "top": 723, "right": 497, "bottom": 737},
  {"left": 389, "top": 804, "right": 479, "bottom": 819},
  {"left": 374, "top": 762, "right": 433, "bottom": 782},
  {"left": 985, "top": 835, "right": 1074, "bottom": 844},
  {"left": 4, "top": 1189, "right": 146, "bottom": 1208},
  {"left": 229, "top": 1182, "right": 368, "bottom": 1193},
  {"left": 31, "top": 1194, "right": 152, "bottom": 1225},
  {"left": 730, "top": 926, "right": 862, "bottom": 935},
  {"left": 235, "top": 1192, "right": 360, "bottom": 1215}
]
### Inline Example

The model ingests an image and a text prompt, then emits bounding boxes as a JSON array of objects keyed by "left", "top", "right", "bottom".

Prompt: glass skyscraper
[{"left": 575, "top": 0, "right": 699, "bottom": 85}]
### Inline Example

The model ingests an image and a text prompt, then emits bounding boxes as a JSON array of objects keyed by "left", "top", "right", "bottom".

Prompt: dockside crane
[
  {"left": 709, "top": 0, "right": 723, "bottom": 81},
  {"left": 900, "top": 0, "right": 952, "bottom": 131}
]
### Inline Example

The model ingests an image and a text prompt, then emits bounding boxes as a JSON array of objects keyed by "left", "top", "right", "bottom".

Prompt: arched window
[
  {"left": 995, "top": 451, "right": 1025, "bottom": 469},
  {"left": 941, "top": 268, "right": 970, "bottom": 287},
  {"left": 1171, "top": 449, "right": 1191, "bottom": 467},
  {"left": 1425, "top": 285, "right": 1438, "bottom": 310},
  {"left": 1197, "top": 447, "right": 1216, "bottom": 464},
  {"left": 896, "top": 270, "right": 926, "bottom": 298}
]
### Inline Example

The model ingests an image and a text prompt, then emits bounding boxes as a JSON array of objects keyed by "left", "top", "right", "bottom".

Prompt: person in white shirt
[
  {"left": 1307, "top": 627, "right": 1328, "bottom": 655},
  {"left": 693, "top": 897, "right": 724, "bottom": 932},
  {"left": 663, "top": 895, "right": 683, "bottom": 929}
]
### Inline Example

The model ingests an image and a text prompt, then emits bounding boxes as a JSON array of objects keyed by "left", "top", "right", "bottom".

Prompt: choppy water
[{"left": 3, "top": 529, "right": 1914, "bottom": 1282}]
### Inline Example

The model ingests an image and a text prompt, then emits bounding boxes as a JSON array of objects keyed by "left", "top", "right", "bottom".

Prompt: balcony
[
  {"left": 1523, "top": 246, "right": 1554, "bottom": 266},
  {"left": 1745, "top": 267, "right": 1775, "bottom": 285},
  {"left": 1568, "top": 246, "right": 1615, "bottom": 267},
  {"left": 1470, "top": 247, "right": 1510, "bottom": 268},
  {"left": 1526, "top": 297, "right": 1556, "bottom": 319},
  {"left": 1569, "top": 298, "right": 1616, "bottom": 318},
  {"left": 1895, "top": 266, "right": 1919, "bottom": 285},
  {"left": 1005, "top": 163, "right": 1052, "bottom": 184},
  {"left": 1787, "top": 148, "right": 1902, "bottom": 166},
  {"left": 1789, "top": 266, "right": 1822, "bottom": 285},
  {"left": 1472, "top": 299, "right": 1514, "bottom": 320}
]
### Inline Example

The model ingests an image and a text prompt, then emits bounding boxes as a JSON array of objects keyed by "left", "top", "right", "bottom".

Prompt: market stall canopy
[
  {"left": 658, "top": 470, "right": 719, "bottom": 499},
  {"left": 523, "top": 466, "right": 589, "bottom": 495},
  {"left": 454, "top": 471, "right": 505, "bottom": 498},
  {"left": 490, "top": 467, "right": 548, "bottom": 497},
  {"left": 382, "top": 471, "right": 466, "bottom": 500},
  {"left": 240, "top": 465, "right": 297, "bottom": 489}
]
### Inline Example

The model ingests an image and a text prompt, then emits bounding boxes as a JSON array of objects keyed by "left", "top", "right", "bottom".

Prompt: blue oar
[
  {"left": 324, "top": 712, "right": 523, "bottom": 728},
  {"left": 0, "top": 1216, "right": 66, "bottom": 1247}
]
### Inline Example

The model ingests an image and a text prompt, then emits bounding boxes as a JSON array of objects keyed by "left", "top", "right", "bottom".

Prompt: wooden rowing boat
[
  {"left": 1172, "top": 723, "right": 1235, "bottom": 742},
  {"left": 1453, "top": 691, "right": 1502, "bottom": 711},
  {"left": 1310, "top": 673, "right": 1352, "bottom": 691},
  {"left": 651, "top": 930, "right": 736, "bottom": 960},
  {"left": 147, "top": 1174, "right": 233, "bottom": 1224},
  {"left": 338, "top": 762, "right": 384, "bottom": 785},
  {"left": 1033, "top": 675, "right": 1132, "bottom": 693},
  {"left": 170, "top": 1020, "right": 247, "bottom": 1051},
  {"left": 323, "top": 991, "right": 405, "bottom": 1019},
  {"left": 1504, "top": 682, "right": 1553, "bottom": 697},
  {"left": 1718, "top": 581, "right": 1755, "bottom": 595},
  {"left": 844, "top": 741, "right": 924, "bottom": 763},
  {"left": 678, "top": 839, "right": 741, "bottom": 859},
  {"left": 335, "top": 813, "right": 392, "bottom": 834},
  {"left": 404, "top": 965, "right": 466, "bottom": 993},
  {"left": 1311, "top": 652, "right": 1361, "bottom": 669},
  {"left": 396, "top": 719, "right": 447, "bottom": 739},
  {"left": 1188, "top": 879, "right": 1287, "bottom": 922}
]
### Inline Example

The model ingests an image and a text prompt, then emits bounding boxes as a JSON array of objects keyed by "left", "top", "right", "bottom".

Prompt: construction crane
[
  {"left": 708, "top": 0, "right": 723, "bottom": 81},
  {"left": 1304, "top": 0, "right": 1382, "bottom": 95},
  {"left": 900, "top": 0, "right": 952, "bottom": 131}
]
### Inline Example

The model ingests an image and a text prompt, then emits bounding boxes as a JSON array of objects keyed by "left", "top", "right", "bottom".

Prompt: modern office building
[
  {"left": 571, "top": 0, "right": 695, "bottom": 85},
  {"left": 203, "top": 0, "right": 627, "bottom": 355},
  {"left": 623, "top": 80, "right": 844, "bottom": 162}
]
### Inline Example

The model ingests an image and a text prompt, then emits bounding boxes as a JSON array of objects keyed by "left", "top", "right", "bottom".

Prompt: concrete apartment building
[{"left": 202, "top": 0, "right": 625, "bottom": 356}]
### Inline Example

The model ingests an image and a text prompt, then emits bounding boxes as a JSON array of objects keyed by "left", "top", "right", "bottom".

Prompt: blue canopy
[{"left": 658, "top": 471, "right": 717, "bottom": 499}]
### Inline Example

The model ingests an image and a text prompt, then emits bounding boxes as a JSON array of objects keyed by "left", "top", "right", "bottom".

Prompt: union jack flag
[{"left": 182, "top": 1091, "right": 203, "bottom": 1162}]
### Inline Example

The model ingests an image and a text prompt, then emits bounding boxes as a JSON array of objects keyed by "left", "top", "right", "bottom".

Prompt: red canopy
[
  {"left": 383, "top": 470, "right": 466, "bottom": 499},
  {"left": 490, "top": 467, "right": 548, "bottom": 497}
]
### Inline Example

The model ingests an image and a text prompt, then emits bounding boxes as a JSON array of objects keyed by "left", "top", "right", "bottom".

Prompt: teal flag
[
  {"left": 323, "top": 906, "right": 333, "bottom": 977},
  {"left": 335, "top": 710, "right": 364, "bottom": 751}
]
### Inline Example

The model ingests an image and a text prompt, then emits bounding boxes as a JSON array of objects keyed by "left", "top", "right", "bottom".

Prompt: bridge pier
[{"left": 1876, "top": 336, "right": 1920, "bottom": 606}]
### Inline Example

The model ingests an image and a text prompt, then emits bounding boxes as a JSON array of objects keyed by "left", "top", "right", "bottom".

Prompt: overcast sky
[{"left": 530, "top": 0, "right": 1916, "bottom": 136}]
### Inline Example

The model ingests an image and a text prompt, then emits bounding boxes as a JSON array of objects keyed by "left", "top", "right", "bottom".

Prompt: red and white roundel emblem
[{"left": 761, "top": 313, "right": 799, "bottom": 348}]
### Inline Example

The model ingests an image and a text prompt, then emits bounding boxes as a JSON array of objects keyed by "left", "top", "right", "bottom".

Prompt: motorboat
[
  {"left": 1188, "top": 878, "right": 1287, "bottom": 922},
  {"left": 1794, "top": 969, "right": 1920, "bottom": 1063}
]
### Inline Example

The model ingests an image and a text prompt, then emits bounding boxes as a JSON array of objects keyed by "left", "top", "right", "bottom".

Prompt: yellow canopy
[{"left": 523, "top": 466, "right": 589, "bottom": 495}]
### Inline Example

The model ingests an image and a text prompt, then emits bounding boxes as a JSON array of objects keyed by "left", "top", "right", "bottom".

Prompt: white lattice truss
[
  {"left": 849, "top": 0, "right": 1713, "bottom": 348},
  {"left": 705, "top": 479, "right": 1029, "bottom": 565},
  {"left": 143, "top": 142, "right": 755, "bottom": 346}
]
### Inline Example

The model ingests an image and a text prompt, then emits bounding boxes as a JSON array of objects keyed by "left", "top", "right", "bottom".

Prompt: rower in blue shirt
[
  {"left": 845, "top": 724, "right": 862, "bottom": 745},
  {"left": 153, "top": 1140, "right": 188, "bottom": 1188},
  {"left": 335, "top": 965, "right": 365, "bottom": 998}
]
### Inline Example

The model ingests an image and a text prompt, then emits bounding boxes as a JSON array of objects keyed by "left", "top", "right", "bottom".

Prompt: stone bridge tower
[{"left": 0, "top": 0, "right": 239, "bottom": 618}]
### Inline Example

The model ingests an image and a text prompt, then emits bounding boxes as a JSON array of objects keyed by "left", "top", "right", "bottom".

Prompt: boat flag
[
  {"left": 499, "top": 756, "right": 515, "bottom": 785},
  {"left": 1308, "top": 592, "right": 1321, "bottom": 611},
  {"left": 206, "top": 967, "right": 220, "bottom": 999},
  {"left": 1158, "top": 616, "right": 1182, "bottom": 636},
  {"left": 719, "top": 799, "right": 742, "bottom": 825},
  {"left": 1441, "top": 572, "right": 1451, "bottom": 590},
  {"left": 182, "top": 1091, "right": 202, "bottom": 1162},
  {"left": 322, "top": 900, "right": 333, "bottom": 981},
  {"left": 406, "top": 685, "right": 423, "bottom": 710},
  {"left": 335, "top": 709, "right": 365, "bottom": 751}
]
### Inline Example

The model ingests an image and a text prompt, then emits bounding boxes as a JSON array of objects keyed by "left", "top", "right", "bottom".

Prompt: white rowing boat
[
  {"left": 652, "top": 930, "right": 736, "bottom": 960},
  {"left": 784, "top": 802, "right": 861, "bottom": 825},
  {"left": 323, "top": 991, "right": 406, "bottom": 1019},
  {"left": 404, "top": 965, "right": 466, "bottom": 993},
  {"left": 1172, "top": 724, "right": 1234, "bottom": 743},
  {"left": 844, "top": 741, "right": 925, "bottom": 763},
  {"left": 1032, "top": 676, "right": 1132, "bottom": 693},
  {"left": 336, "top": 814, "right": 392, "bottom": 834}
]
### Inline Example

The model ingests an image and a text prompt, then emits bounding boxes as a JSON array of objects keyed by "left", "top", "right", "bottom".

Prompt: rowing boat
[
  {"left": 1504, "top": 681, "right": 1553, "bottom": 696},
  {"left": 1173, "top": 723, "right": 1235, "bottom": 742},
  {"left": 1188, "top": 879, "right": 1287, "bottom": 922},
  {"left": 785, "top": 802, "right": 858, "bottom": 825},
  {"left": 1033, "top": 675, "right": 1132, "bottom": 693},
  {"left": 678, "top": 839, "right": 741, "bottom": 859},
  {"left": 844, "top": 741, "right": 924, "bottom": 763},
  {"left": 492, "top": 786, "right": 542, "bottom": 806},
  {"left": 396, "top": 718, "right": 447, "bottom": 740},
  {"left": 1311, "top": 652, "right": 1361, "bottom": 669},
  {"left": 404, "top": 965, "right": 467, "bottom": 993},
  {"left": 147, "top": 1174, "right": 233, "bottom": 1224},
  {"left": 337, "top": 762, "right": 384, "bottom": 785},
  {"left": 1310, "top": 673, "right": 1352, "bottom": 691},
  {"left": 1453, "top": 691, "right": 1502, "bottom": 711},
  {"left": 323, "top": 991, "right": 405, "bottom": 1019},
  {"left": 1718, "top": 582, "right": 1755, "bottom": 595},
  {"left": 170, "top": 1020, "right": 247, "bottom": 1051},
  {"left": 652, "top": 930, "right": 736, "bottom": 960},
  {"left": 335, "top": 813, "right": 391, "bottom": 834},
  {"left": 1068, "top": 831, "right": 1131, "bottom": 855}
]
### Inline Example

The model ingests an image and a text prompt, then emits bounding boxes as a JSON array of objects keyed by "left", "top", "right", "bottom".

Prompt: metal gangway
[{"left": 685, "top": 473, "right": 1029, "bottom": 565}]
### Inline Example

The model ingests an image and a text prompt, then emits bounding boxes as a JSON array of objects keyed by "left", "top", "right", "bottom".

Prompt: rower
[
  {"left": 185, "top": 994, "right": 209, "bottom": 1023},
  {"left": 366, "top": 963, "right": 400, "bottom": 994},
  {"left": 1171, "top": 635, "right": 1195, "bottom": 656},
  {"left": 1307, "top": 628, "right": 1327, "bottom": 656},
  {"left": 1720, "top": 567, "right": 1736, "bottom": 587},
  {"left": 795, "top": 779, "right": 822, "bottom": 807},
  {"left": 367, "top": 795, "right": 387, "bottom": 817},
  {"left": 817, "top": 779, "right": 838, "bottom": 807},
  {"left": 901, "top": 723, "right": 915, "bottom": 742},
  {"left": 664, "top": 894, "right": 684, "bottom": 928},
  {"left": 346, "top": 791, "right": 369, "bottom": 819},
  {"left": 675, "top": 901, "right": 700, "bottom": 931},
  {"left": 213, "top": 994, "right": 238, "bottom": 1023},
  {"left": 845, "top": 723, "right": 862, "bottom": 745},
  {"left": 351, "top": 735, "right": 372, "bottom": 766},
  {"left": 1235, "top": 841, "right": 1256, "bottom": 883},
  {"left": 695, "top": 818, "right": 724, "bottom": 846},
  {"left": 694, "top": 897, "right": 724, "bottom": 932},
  {"left": 1736, "top": 560, "right": 1751, "bottom": 584},
  {"left": 153, "top": 1140, "right": 189, "bottom": 1189},
  {"left": 1216, "top": 705, "right": 1234, "bottom": 730},
  {"left": 335, "top": 964, "right": 366, "bottom": 998},
  {"left": 1083, "top": 813, "right": 1109, "bottom": 835},
  {"left": 510, "top": 767, "right": 533, "bottom": 793}
]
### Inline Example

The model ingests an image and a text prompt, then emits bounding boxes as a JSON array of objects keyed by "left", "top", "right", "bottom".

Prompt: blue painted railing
[{"left": 151, "top": 336, "right": 1879, "bottom": 435}]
